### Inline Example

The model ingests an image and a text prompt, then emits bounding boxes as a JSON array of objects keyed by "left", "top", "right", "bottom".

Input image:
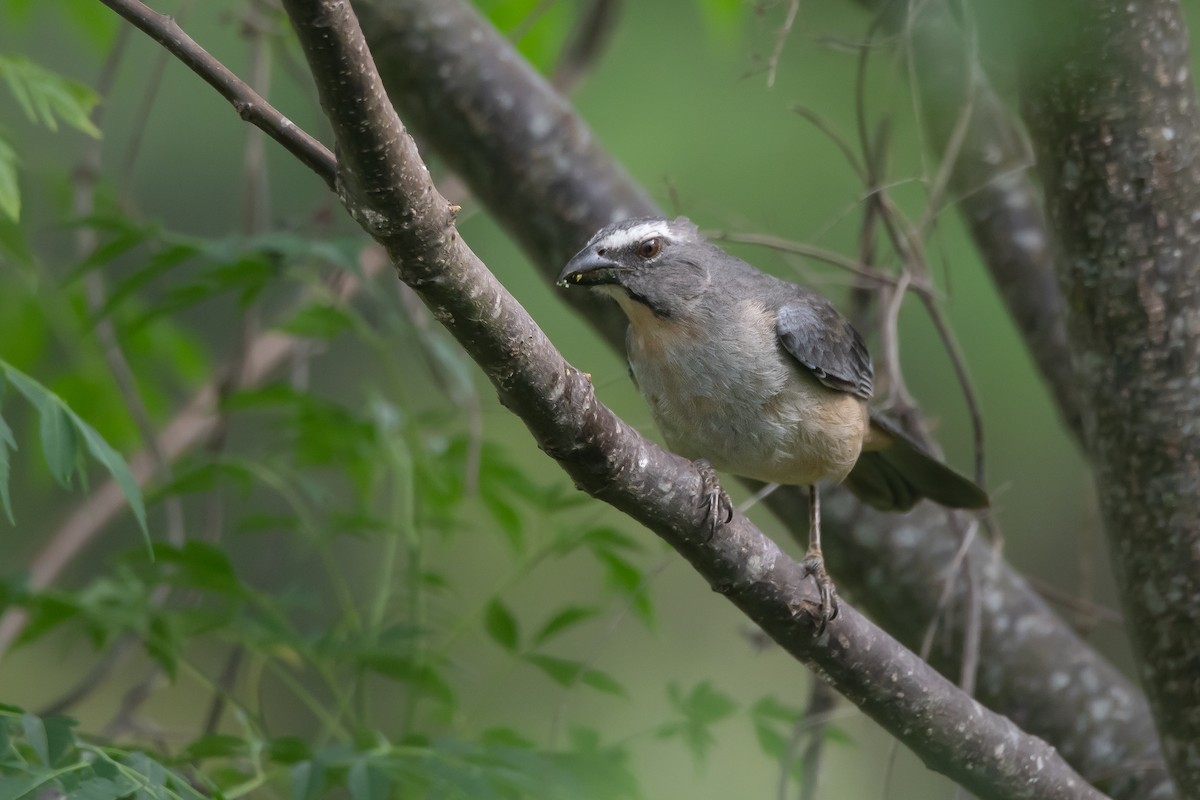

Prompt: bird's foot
[
  {"left": 693, "top": 458, "right": 733, "bottom": 540},
  {"left": 798, "top": 549, "right": 839, "bottom": 634}
]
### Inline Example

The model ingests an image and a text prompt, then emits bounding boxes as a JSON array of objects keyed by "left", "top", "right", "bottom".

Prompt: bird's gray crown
[{"left": 586, "top": 216, "right": 700, "bottom": 252}]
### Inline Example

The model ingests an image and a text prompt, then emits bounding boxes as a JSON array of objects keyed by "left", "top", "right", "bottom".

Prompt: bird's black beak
[{"left": 557, "top": 247, "right": 624, "bottom": 288}]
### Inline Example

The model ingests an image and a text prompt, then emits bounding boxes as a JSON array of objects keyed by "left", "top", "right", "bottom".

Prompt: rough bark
[
  {"left": 1012, "top": 0, "right": 1200, "bottom": 793},
  {"left": 259, "top": 1, "right": 1111, "bottom": 794},
  {"left": 351, "top": 0, "right": 1170, "bottom": 796}
]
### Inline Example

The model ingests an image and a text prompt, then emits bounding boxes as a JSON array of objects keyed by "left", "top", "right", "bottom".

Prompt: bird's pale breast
[{"left": 626, "top": 298, "right": 866, "bottom": 486}]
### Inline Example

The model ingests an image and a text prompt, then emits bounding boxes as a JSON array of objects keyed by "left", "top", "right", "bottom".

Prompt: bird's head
[{"left": 557, "top": 216, "right": 711, "bottom": 320}]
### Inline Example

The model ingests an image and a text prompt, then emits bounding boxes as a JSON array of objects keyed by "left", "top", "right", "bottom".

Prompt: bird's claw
[
  {"left": 693, "top": 458, "right": 733, "bottom": 540},
  {"left": 799, "top": 550, "right": 839, "bottom": 634}
]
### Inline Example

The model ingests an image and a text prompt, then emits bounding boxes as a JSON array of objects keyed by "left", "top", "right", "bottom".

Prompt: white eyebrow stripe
[{"left": 594, "top": 222, "right": 672, "bottom": 250}]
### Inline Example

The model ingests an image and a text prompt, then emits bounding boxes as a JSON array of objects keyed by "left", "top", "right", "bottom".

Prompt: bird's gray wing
[{"left": 775, "top": 299, "right": 874, "bottom": 400}]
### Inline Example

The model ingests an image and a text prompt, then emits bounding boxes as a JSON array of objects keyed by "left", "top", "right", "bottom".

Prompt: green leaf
[
  {"left": 593, "top": 550, "right": 653, "bottom": 628},
  {"left": 42, "top": 715, "right": 77, "bottom": 767},
  {"left": 522, "top": 653, "right": 624, "bottom": 696},
  {"left": 21, "top": 712, "right": 47, "bottom": 763},
  {"left": 524, "top": 653, "right": 582, "bottom": 687},
  {"left": 355, "top": 655, "right": 455, "bottom": 708},
  {"left": 484, "top": 597, "right": 520, "bottom": 652},
  {"left": 0, "top": 55, "right": 100, "bottom": 136},
  {"left": 0, "top": 776, "right": 48, "bottom": 800},
  {"left": 669, "top": 681, "right": 737, "bottom": 724},
  {"left": 89, "top": 239, "right": 194, "bottom": 320},
  {"left": 153, "top": 542, "right": 243, "bottom": 598},
  {"left": 0, "top": 212, "right": 33, "bottom": 265},
  {"left": 480, "top": 483, "right": 524, "bottom": 553},
  {"left": 180, "top": 734, "right": 249, "bottom": 761},
  {"left": 144, "top": 613, "right": 181, "bottom": 680},
  {"left": 15, "top": 593, "right": 80, "bottom": 646},
  {"left": 150, "top": 460, "right": 256, "bottom": 499},
  {"left": 0, "top": 136, "right": 19, "bottom": 220},
  {"left": 580, "top": 668, "right": 626, "bottom": 697},
  {"left": 71, "top": 407, "right": 147, "bottom": 537},
  {"left": 38, "top": 401, "right": 78, "bottom": 486},
  {"left": 478, "top": 726, "right": 535, "bottom": 748},
  {"left": 277, "top": 304, "right": 354, "bottom": 340},
  {"left": 70, "top": 222, "right": 157, "bottom": 285},
  {"left": 290, "top": 760, "right": 325, "bottom": 800},
  {"left": 121, "top": 751, "right": 170, "bottom": 800},
  {"left": 751, "top": 719, "right": 789, "bottom": 762},
  {"left": 4, "top": 363, "right": 79, "bottom": 487},
  {"left": 0, "top": 402, "right": 16, "bottom": 524},
  {"left": 265, "top": 736, "right": 312, "bottom": 765},
  {"left": 347, "top": 760, "right": 390, "bottom": 800},
  {"left": 0, "top": 361, "right": 148, "bottom": 540},
  {"left": 750, "top": 695, "right": 801, "bottom": 723},
  {"left": 70, "top": 774, "right": 141, "bottom": 800},
  {"left": 748, "top": 697, "right": 812, "bottom": 788},
  {"left": 532, "top": 606, "right": 599, "bottom": 646},
  {"left": 657, "top": 681, "right": 738, "bottom": 763}
]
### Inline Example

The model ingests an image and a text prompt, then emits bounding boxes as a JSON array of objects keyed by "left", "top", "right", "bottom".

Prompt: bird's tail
[{"left": 843, "top": 415, "right": 989, "bottom": 512}]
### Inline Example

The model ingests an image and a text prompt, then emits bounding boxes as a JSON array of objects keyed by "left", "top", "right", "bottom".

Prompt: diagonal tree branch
[
  {"left": 87, "top": 0, "right": 1112, "bottom": 792},
  {"left": 1012, "top": 0, "right": 1200, "bottom": 792},
  {"left": 258, "top": 0, "right": 1106, "bottom": 794},
  {"left": 350, "top": 1, "right": 1169, "bottom": 795}
]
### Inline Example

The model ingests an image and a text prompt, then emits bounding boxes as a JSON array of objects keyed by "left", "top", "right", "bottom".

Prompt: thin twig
[
  {"left": 552, "top": 0, "right": 622, "bottom": 93},
  {"left": 98, "top": 0, "right": 336, "bottom": 189},
  {"left": 39, "top": 637, "right": 137, "bottom": 715},
  {"left": 118, "top": 0, "right": 195, "bottom": 209},
  {"left": 198, "top": 0, "right": 276, "bottom": 736},
  {"left": 766, "top": 0, "right": 802, "bottom": 88},
  {"left": 45, "top": 23, "right": 189, "bottom": 719},
  {"left": 792, "top": 105, "right": 867, "bottom": 182},
  {"left": 795, "top": 680, "right": 837, "bottom": 800},
  {"left": 74, "top": 24, "right": 186, "bottom": 547},
  {"left": 506, "top": 0, "right": 558, "bottom": 44},
  {"left": 708, "top": 230, "right": 900, "bottom": 287},
  {"left": 1025, "top": 574, "right": 1124, "bottom": 627},
  {"left": 877, "top": 268, "right": 913, "bottom": 406}
]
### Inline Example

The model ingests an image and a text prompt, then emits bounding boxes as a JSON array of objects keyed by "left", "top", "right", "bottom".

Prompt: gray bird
[{"left": 557, "top": 216, "right": 988, "bottom": 629}]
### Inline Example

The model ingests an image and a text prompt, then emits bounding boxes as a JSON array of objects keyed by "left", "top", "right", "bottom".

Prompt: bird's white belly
[{"left": 627, "top": 319, "right": 866, "bottom": 487}]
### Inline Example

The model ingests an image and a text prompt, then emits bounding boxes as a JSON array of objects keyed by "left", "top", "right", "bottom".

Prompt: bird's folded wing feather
[{"left": 775, "top": 300, "right": 874, "bottom": 400}]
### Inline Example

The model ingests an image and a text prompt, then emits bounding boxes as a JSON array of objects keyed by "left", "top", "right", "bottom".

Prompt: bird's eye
[{"left": 636, "top": 238, "right": 662, "bottom": 259}]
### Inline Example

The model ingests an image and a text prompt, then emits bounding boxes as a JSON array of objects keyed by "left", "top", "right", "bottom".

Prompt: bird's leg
[
  {"left": 799, "top": 484, "right": 839, "bottom": 632},
  {"left": 693, "top": 458, "right": 733, "bottom": 540}
]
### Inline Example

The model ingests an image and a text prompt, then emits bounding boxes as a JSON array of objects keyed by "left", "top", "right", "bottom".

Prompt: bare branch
[
  {"left": 264, "top": 0, "right": 1108, "bottom": 794},
  {"left": 551, "top": 0, "right": 622, "bottom": 93},
  {"left": 350, "top": 0, "right": 1169, "bottom": 794},
  {"left": 766, "top": 0, "right": 802, "bottom": 88}
]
